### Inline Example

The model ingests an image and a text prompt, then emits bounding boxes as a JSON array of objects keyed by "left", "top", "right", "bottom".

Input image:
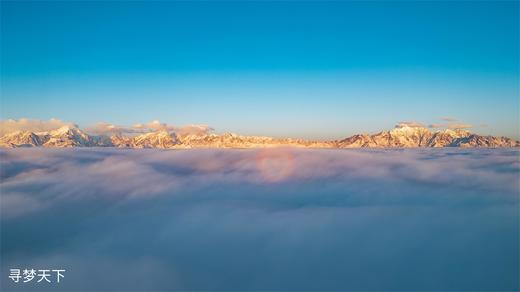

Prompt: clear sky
[{"left": 1, "top": 1, "right": 518, "bottom": 139}]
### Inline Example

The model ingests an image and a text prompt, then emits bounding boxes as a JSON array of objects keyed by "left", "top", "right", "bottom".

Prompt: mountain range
[{"left": 0, "top": 124, "right": 518, "bottom": 148}]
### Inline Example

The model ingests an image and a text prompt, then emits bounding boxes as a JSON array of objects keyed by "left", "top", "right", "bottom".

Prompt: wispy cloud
[
  {"left": 440, "top": 117, "right": 458, "bottom": 122},
  {"left": 428, "top": 118, "right": 475, "bottom": 130},
  {"left": 448, "top": 123, "right": 473, "bottom": 129},
  {"left": 428, "top": 123, "right": 444, "bottom": 129}
]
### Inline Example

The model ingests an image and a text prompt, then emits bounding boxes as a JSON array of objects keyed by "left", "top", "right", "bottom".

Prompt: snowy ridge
[{"left": 0, "top": 124, "right": 518, "bottom": 148}]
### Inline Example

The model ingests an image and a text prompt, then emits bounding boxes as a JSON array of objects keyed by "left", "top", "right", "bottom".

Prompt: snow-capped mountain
[
  {"left": 0, "top": 131, "right": 43, "bottom": 147},
  {"left": 427, "top": 129, "right": 471, "bottom": 147},
  {"left": 337, "top": 125, "right": 435, "bottom": 148},
  {"left": 127, "top": 130, "right": 178, "bottom": 148},
  {"left": 336, "top": 125, "right": 519, "bottom": 148},
  {"left": 175, "top": 133, "right": 331, "bottom": 148},
  {"left": 0, "top": 126, "right": 93, "bottom": 148},
  {"left": 1, "top": 124, "right": 518, "bottom": 148},
  {"left": 41, "top": 126, "right": 93, "bottom": 147}
]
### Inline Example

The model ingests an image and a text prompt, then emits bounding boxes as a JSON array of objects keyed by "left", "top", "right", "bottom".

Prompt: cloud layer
[{"left": 1, "top": 148, "right": 519, "bottom": 291}]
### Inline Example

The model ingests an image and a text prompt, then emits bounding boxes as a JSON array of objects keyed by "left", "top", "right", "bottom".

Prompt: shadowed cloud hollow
[{"left": 1, "top": 148, "right": 519, "bottom": 291}]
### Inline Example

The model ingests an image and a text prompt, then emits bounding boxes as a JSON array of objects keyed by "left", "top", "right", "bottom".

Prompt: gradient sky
[{"left": 1, "top": 1, "right": 518, "bottom": 139}]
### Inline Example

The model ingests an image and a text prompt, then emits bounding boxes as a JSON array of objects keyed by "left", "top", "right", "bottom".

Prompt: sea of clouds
[{"left": 1, "top": 148, "right": 519, "bottom": 291}]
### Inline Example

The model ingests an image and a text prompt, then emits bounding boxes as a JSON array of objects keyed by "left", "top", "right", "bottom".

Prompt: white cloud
[
  {"left": 133, "top": 120, "right": 173, "bottom": 132},
  {"left": 85, "top": 122, "right": 133, "bottom": 135},
  {"left": 0, "top": 118, "right": 76, "bottom": 136},
  {"left": 396, "top": 121, "right": 425, "bottom": 128},
  {"left": 131, "top": 120, "right": 213, "bottom": 136},
  {"left": 175, "top": 124, "right": 214, "bottom": 137}
]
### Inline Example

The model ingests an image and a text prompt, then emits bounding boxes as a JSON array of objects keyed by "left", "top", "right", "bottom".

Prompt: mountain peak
[
  {"left": 130, "top": 130, "right": 178, "bottom": 148},
  {"left": 391, "top": 125, "right": 428, "bottom": 133},
  {"left": 49, "top": 125, "right": 77, "bottom": 135}
]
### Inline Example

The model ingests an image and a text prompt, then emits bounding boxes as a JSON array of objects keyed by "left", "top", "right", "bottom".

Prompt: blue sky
[{"left": 1, "top": 1, "right": 518, "bottom": 139}]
